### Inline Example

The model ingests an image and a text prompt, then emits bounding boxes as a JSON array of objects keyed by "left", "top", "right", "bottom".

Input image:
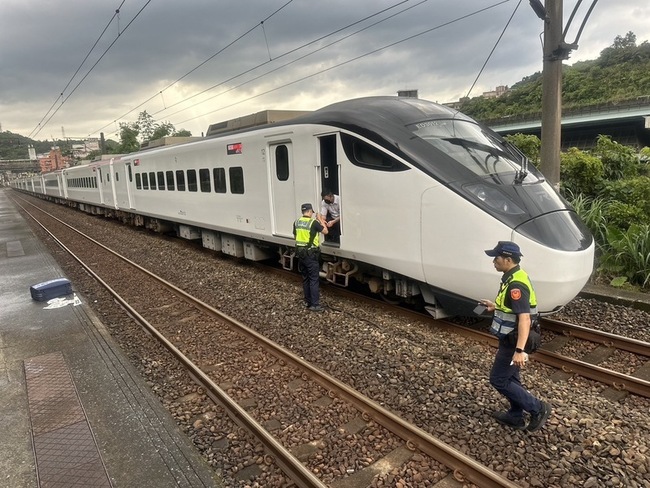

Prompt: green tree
[
  {"left": 150, "top": 122, "right": 175, "bottom": 141},
  {"left": 118, "top": 123, "right": 140, "bottom": 153},
  {"left": 560, "top": 147, "right": 604, "bottom": 196},
  {"left": 592, "top": 135, "right": 638, "bottom": 180},
  {"left": 135, "top": 111, "right": 156, "bottom": 142}
]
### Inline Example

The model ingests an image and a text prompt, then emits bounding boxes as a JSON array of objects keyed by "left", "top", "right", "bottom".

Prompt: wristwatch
[{"left": 515, "top": 348, "right": 524, "bottom": 354}]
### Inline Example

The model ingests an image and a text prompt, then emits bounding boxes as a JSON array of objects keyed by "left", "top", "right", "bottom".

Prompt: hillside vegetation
[{"left": 460, "top": 32, "right": 650, "bottom": 121}]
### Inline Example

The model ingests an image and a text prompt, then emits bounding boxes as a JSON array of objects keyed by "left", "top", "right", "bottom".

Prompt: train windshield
[{"left": 409, "top": 119, "right": 540, "bottom": 184}]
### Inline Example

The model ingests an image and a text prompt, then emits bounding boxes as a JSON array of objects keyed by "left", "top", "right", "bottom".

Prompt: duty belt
[{"left": 490, "top": 307, "right": 538, "bottom": 337}]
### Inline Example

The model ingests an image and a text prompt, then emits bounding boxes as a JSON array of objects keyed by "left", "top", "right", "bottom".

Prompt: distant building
[
  {"left": 39, "top": 147, "right": 70, "bottom": 173},
  {"left": 443, "top": 86, "right": 509, "bottom": 108},
  {"left": 72, "top": 138, "right": 100, "bottom": 158},
  {"left": 482, "top": 85, "right": 509, "bottom": 99}
]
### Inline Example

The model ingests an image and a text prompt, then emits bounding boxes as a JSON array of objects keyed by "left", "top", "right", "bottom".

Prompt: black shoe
[
  {"left": 492, "top": 411, "right": 526, "bottom": 430},
  {"left": 308, "top": 305, "right": 324, "bottom": 312},
  {"left": 527, "top": 401, "right": 552, "bottom": 432}
]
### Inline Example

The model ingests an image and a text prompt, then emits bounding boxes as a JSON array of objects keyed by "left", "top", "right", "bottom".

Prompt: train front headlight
[{"left": 464, "top": 183, "right": 525, "bottom": 215}]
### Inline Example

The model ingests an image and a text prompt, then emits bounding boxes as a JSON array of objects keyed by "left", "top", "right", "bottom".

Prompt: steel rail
[
  {"left": 16, "top": 195, "right": 520, "bottom": 488},
  {"left": 534, "top": 349, "right": 650, "bottom": 397},
  {"left": 437, "top": 321, "right": 650, "bottom": 398},
  {"left": 541, "top": 317, "right": 650, "bottom": 358},
  {"left": 13, "top": 199, "right": 327, "bottom": 488}
]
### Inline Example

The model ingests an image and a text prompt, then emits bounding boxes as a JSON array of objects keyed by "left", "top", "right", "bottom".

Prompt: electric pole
[
  {"left": 540, "top": 0, "right": 563, "bottom": 189},
  {"left": 531, "top": 0, "right": 600, "bottom": 189}
]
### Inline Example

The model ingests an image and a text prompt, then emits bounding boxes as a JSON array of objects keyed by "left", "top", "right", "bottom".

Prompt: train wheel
[{"left": 379, "top": 292, "right": 401, "bottom": 305}]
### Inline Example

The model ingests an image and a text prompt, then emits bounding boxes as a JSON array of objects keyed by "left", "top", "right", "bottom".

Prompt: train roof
[{"left": 273, "top": 96, "right": 478, "bottom": 165}]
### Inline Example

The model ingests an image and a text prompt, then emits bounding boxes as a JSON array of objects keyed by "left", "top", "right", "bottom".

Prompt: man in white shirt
[{"left": 320, "top": 189, "right": 341, "bottom": 243}]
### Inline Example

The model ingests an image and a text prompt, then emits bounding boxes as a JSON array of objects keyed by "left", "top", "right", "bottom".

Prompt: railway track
[
  {"left": 11, "top": 194, "right": 522, "bottom": 488},
  {"left": 413, "top": 316, "right": 650, "bottom": 399},
  {"left": 12, "top": 191, "right": 650, "bottom": 487},
  {"left": 316, "top": 279, "right": 650, "bottom": 400}
]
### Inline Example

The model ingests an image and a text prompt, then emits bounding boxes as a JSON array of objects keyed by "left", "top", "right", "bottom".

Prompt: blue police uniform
[
  {"left": 489, "top": 266, "right": 543, "bottom": 422},
  {"left": 293, "top": 206, "right": 325, "bottom": 310},
  {"left": 485, "top": 241, "right": 551, "bottom": 431}
]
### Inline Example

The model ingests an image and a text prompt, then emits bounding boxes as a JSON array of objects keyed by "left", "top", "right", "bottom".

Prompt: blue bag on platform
[{"left": 30, "top": 278, "right": 73, "bottom": 301}]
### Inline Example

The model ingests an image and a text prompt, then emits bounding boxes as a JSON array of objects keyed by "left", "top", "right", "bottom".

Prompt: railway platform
[{"left": 0, "top": 188, "right": 221, "bottom": 487}]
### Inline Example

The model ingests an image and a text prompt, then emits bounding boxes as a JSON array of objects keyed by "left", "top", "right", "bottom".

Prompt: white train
[{"left": 12, "top": 96, "right": 594, "bottom": 317}]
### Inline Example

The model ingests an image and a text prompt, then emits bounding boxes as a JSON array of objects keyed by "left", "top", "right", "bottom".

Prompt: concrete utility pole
[
  {"left": 540, "top": 0, "right": 563, "bottom": 189},
  {"left": 533, "top": 0, "right": 600, "bottom": 189}
]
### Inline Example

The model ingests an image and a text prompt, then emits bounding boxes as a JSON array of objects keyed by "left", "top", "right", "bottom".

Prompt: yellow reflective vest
[
  {"left": 490, "top": 268, "right": 538, "bottom": 337},
  {"left": 294, "top": 216, "right": 320, "bottom": 248}
]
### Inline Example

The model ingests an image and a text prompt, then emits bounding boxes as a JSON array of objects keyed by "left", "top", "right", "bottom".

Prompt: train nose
[
  {"left": 515, "top": 210, "right": 593, "bottom": 252},
  {"left": 514, "top": 210, "right": 595, "bottom": 313}
]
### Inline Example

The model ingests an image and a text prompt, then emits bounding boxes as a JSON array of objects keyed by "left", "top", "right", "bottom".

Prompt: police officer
[
  {"left": 293, "top": 203, "right": 328, "bottom": 312},
  {"left": 480, "top": 241, "right": 551, "bottom": 431}
]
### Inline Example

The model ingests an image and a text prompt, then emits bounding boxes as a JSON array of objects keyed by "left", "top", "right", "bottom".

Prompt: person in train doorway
[
  {"left": 479, "top": 241, "right": 551, "bottom": 432},
  {"left": 294, "top": 203, "right": 328, "bottom": 312},
  {"left": 319, "top": 189, "right": 341, "bottom": 244}
]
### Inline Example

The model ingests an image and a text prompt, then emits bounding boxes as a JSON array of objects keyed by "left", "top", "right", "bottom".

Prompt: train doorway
[
  {"left": 319, "top": 135, "right": 339, "bottom": 196},
  {"left": 319, "top": 134, "right": 341, "bottom": 244}
]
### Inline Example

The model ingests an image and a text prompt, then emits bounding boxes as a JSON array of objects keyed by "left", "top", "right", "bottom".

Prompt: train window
[
  {"left": 128, "top": 165, "right": 133, "bottom": 182},
  {"left": 176, "top": 170, "right": 186, "bottom": 191},
  {"left": 229, "top": 167, "right": 244, "bottom": 194},
  {"left": 99, "top": 171, "right": 103, "bottom": 183},
  {"left": 115, "top": 172, "right": 119, "bottom": 182},
  {"left": 107, "top": 173, "right": 111, "bottom": 183},
  {"left": 166, "top": 171, "right": 175, "bottom": 191},
  {"left": 340, "top": 133, "right": 408, "bottom": 172},
  {"left": 149, "top": 172, "right": 157, "bottom": 190},
  {"left": 157, "top": 171, "right": 165, "bottom": 190},
  {"left": 213, "top": 168, "right": 226, "bottom": 193},
  {"left": 275, "top": 145, "right": 289, "bottom": 181},
  {"left": 142, "top": 173, "right": 149, "bottom": 190},
  {"left": 136, "top": 173, "right": 142, "bottom": 189},
  {"left": 187, "top": 169, "right": 198, "bottom": 192},
  {"left": 199, "top": 168, "right": 211, "bottom": 192}
]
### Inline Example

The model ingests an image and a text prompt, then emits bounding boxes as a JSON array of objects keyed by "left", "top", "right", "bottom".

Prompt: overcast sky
[{"left": 1, "top": 0, "right": 648, "bottom": 143}]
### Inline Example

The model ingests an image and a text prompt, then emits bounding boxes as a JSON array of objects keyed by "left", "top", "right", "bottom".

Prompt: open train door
[
  {"left": 318, "top": 134, "right": 341, "bottom": 244},
  {"left": 269, "top": 142, "right": 296, "bottom": 238},
  {"left": 319, "top": 134, "right": 339, "bottom": 198}
]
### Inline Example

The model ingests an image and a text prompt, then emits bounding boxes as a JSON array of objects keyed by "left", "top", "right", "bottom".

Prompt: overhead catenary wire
[
  {"left": 28, "top": 0, "right": 126, "bottom": 139},
  {"left": 89, "top": 0, "right": 296, "bottom": 135},
  {"left": 88, "top": 0, "right": 410, "bottom": 136},
  {"left": 32, "top": 0, "right": 153, "bottom": 139},
  {"left": 175, "top": 0, "right": 510, "bottom": 126},
  {"left": 154, "top": 0, "right": 420, "bottom": 121},
  {"left": 465, "top": 0, "right": 522, "bottom": 99}
]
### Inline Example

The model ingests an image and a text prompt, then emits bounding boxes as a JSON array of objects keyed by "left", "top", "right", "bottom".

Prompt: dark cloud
[{"left": 1, "top": 0, "right": 647, "bottom": 140}]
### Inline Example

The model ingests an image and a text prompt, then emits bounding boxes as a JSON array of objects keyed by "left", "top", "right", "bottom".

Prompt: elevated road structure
[{"left": 485, "top": 97, "right": 650, "bottom": 149}]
